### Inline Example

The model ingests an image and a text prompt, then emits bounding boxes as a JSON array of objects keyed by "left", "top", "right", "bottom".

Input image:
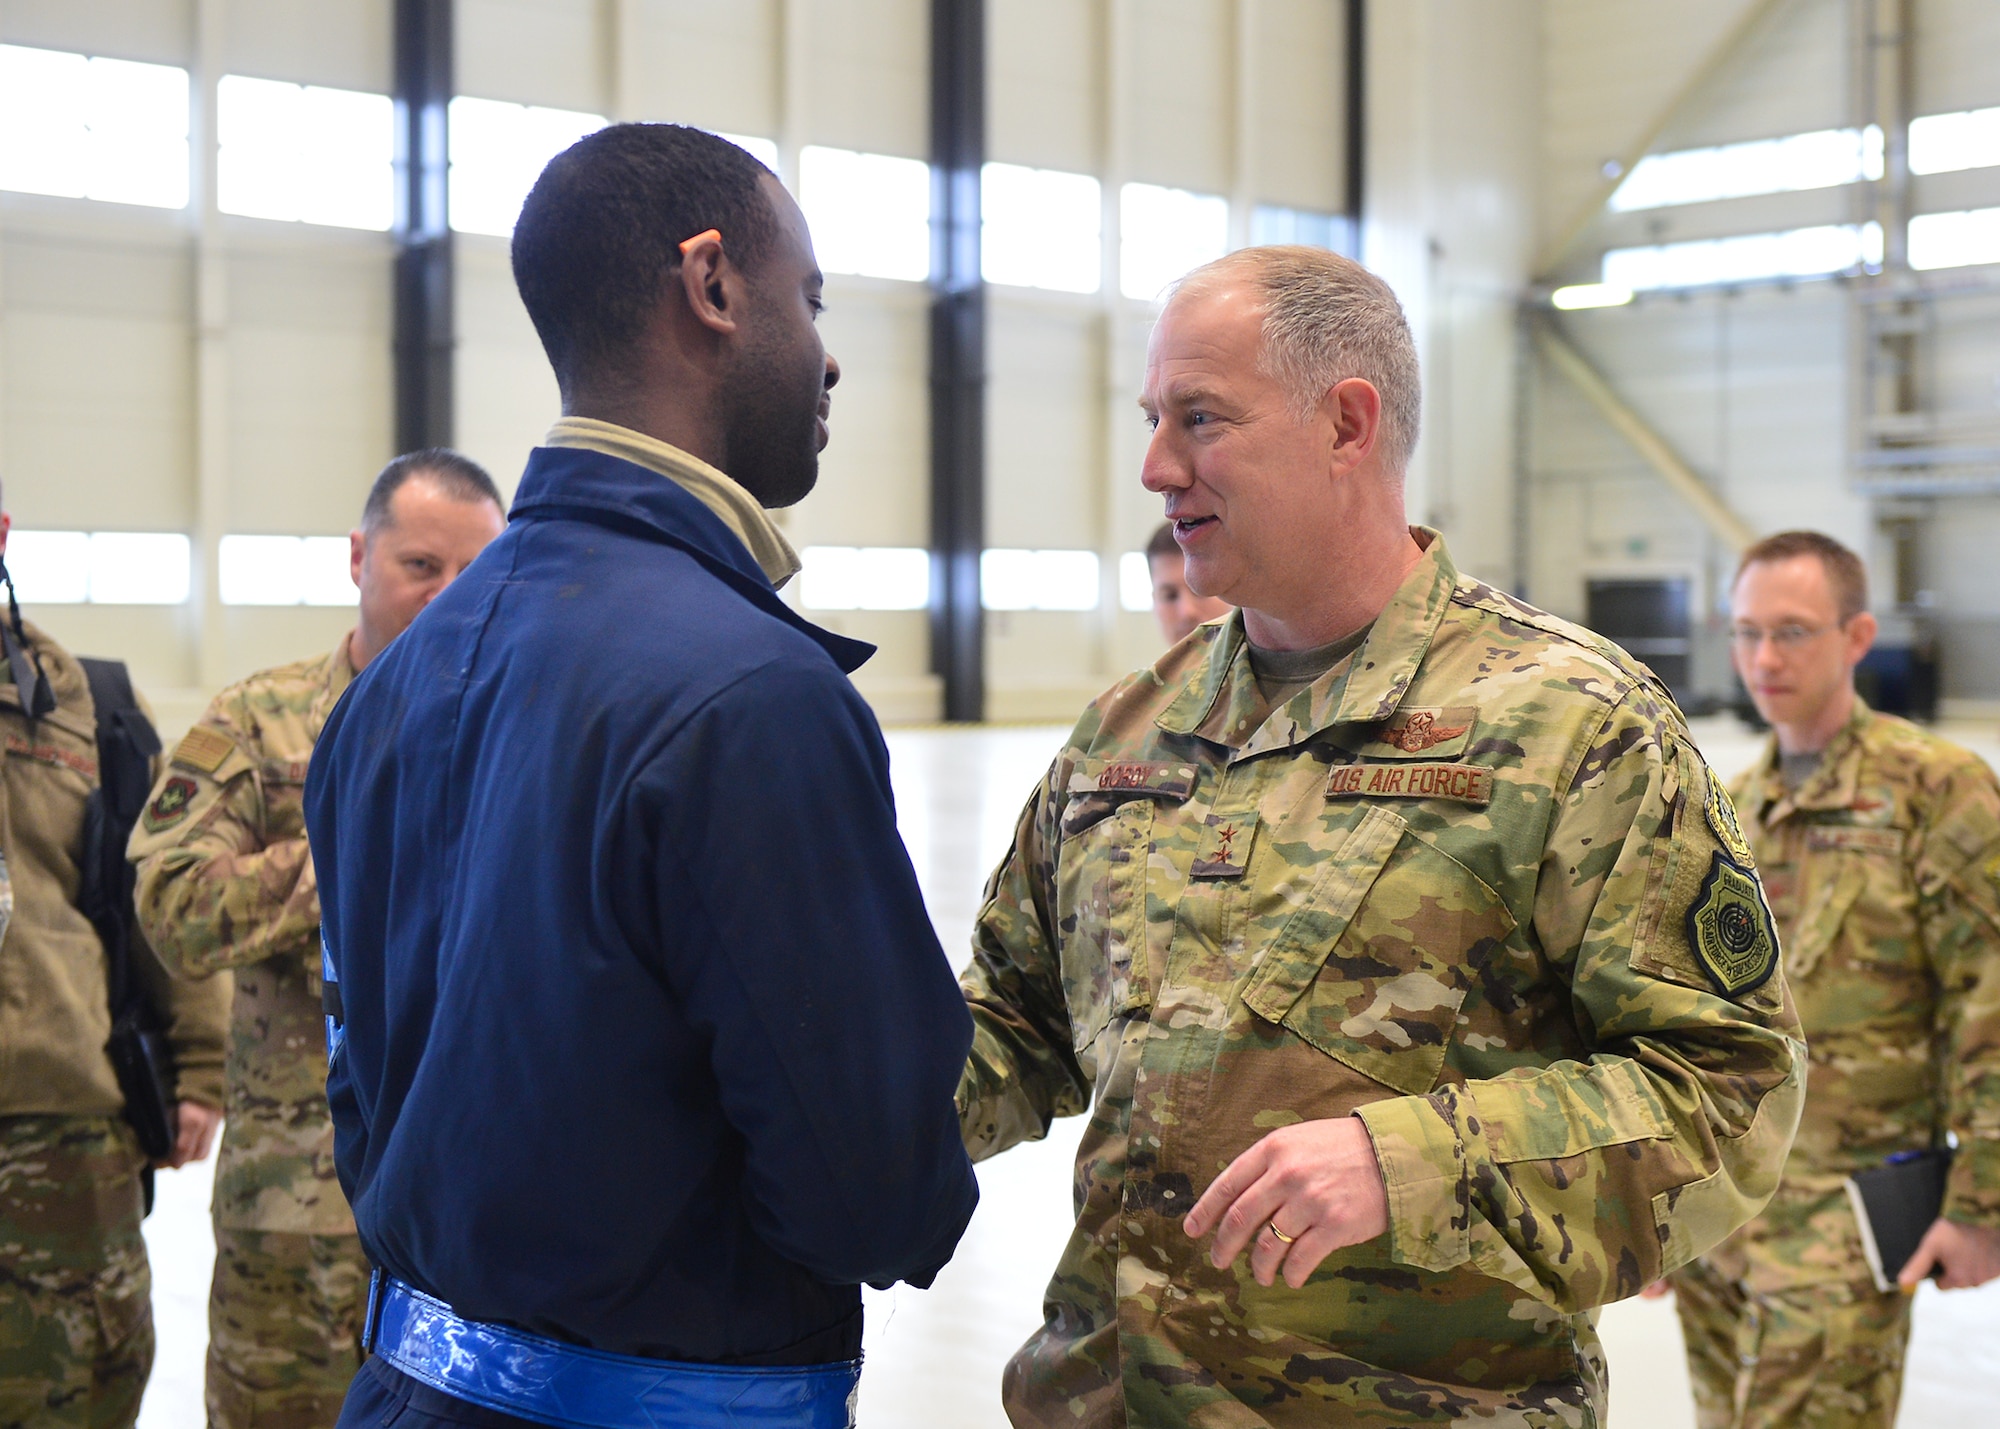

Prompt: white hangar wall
[
  {"left": 0, "top": 0, "right": 1541, "bottom": 730},
  {"left": 1527, "top": 0, "right": 2000, "bottom": 709}
]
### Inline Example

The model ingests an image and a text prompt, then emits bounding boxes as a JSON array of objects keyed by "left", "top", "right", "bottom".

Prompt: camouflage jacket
[
  {"left": 0, "top": 618, "right": 229, "bottom": 1118},
  {"left": 129, "top": 636, "right": 357, "bottom": 1233},
  {"left": 958, "top": 532, "right": 1807, "bottom": 1428},
  {"left": 1697, "top": 700, "right": 2000, "bottom": 1294}
]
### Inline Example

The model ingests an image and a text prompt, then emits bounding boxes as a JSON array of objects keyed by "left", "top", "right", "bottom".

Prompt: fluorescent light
[
  {"left": 0, "top": 44, "right": 188, "bottom": 209},
  {"left": 799, "top": 146, "right": 932, "bottom": 282},
  {"left": 1551, "top": 283, "right": 1634, "bottom": 310},
  {"left": 1119, "top": 183, "right": 1229, "bottom": 301},
  {"left": 1910, "top": 106, "right": 2000, "bottom": 176},
  {"left": 1602, "top": 223, "right": 1880, "bottom": 291},
  {"left": 450, "top": 96, "right": 606, "bottom": 237},
  {"left": 982, "top": 162, "right": 1101, "bottom": 293},
  {"left": 1909, "top": 207, "right": 2000, "bottom": 271},
  {"left": 1609, "top": 127, "right": 1881, "bottom": 212},
  {"left": 798, "top": 546, "right": 930, "bottom": 610},
  {"left": 1119, "top": 551, "right": 1153, "bottom": 612},
  {"left": 981, "top": 549, "right": 1100, "bottom": 611}
]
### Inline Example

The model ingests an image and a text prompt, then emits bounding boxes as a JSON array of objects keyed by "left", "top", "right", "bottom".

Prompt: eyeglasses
[{"left": 1728, "top": 622, "right": 1840, "bottom": 651}]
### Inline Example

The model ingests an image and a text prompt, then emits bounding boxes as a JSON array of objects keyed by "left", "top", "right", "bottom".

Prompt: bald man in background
[{"left": 130, "top": 449, "right": 505, "bottom": 1429}]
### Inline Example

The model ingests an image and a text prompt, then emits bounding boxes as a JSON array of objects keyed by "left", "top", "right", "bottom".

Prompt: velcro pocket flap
[
  {"left": 1786, "top": 862, "right": 1868, "bottom": 981},
  {"left": 1243, "top": 805, "right": 1516, "bottom": 1095}
]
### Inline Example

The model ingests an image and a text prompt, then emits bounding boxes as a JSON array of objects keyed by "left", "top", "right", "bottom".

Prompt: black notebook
[{"left": 1846, "top": 1148, "right": 1953, "bottom": 1294}]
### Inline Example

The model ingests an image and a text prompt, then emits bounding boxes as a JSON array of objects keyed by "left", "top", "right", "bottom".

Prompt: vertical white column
[
  {"left": 603, "top": 0, "right": 641, "bottom": 122},
  {"left": 193, "top": 0, "right": 231, "bottom": 691},
  {"left": 777, "top": 0, "right": 811, "bottom": 193},
  {"left": 1229, "top": 0, "right": 1257, "bottom": 252},
  {"left": 1092, "top": 0, "right": 1136, "bottom": 675}
]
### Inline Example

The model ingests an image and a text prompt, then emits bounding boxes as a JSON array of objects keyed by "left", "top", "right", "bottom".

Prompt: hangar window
[
  {"left": 1119, "top": 183, "right": 1229, "bottom": 301},
  {"left": 1602, "top": 222, "right": 1882, "bottom": 291},
  {"left": 981, "top": 549, "right": 1099, "bottom": 611},
  {"left": 218, "top": 76, "right": 393, "bottom": 230},
  {"left": 799, "top": 146, "right": 932, "bottom": 282},
  {"left": 219, "top": 535, "right": 357, "bottom": 605},
  {"left": 1909, "top": 207, "right": 2000, "bottom": 271},
  {"left": 0, "top": 44, "right": 188, "bottom": 209},
  {"left": 797, "top": 546, "right": 930, "bottom": 610},
  {"left": 450, "top": 96, "right": 606, "bottom": 237},
  {"left": 1909, "top": 106, "right": 2000, "bottom": 175},
  {"left": 6, "top": 530, "right": 189, "bottom": 605},
  {"left": 1609, "top": 127, "right": 1882, "bottom": 212},
  {"left": 1118, "top": 551, "right": 1154, "bottom": 612},
  {"left": 1251, "top": 204, "right": 1355, "bottom": 256},
  {"left": 982, "top": 163, "right": 1101, "bottom": 293}
]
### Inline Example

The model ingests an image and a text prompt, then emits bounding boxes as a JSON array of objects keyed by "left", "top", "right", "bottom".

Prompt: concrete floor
[{"left": 137, "top": 715, "right": 2000, "bottom": 1429}]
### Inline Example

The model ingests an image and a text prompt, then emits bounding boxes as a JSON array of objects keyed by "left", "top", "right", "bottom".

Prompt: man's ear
[
  {"left": 1844, "top": 609, "right": 1879, "bottom": 668},
  {"left": 1325, "top": 377, "right": 1382, "bottom": 473},
  {"left": 676, "top": 236, "right": 741, "bottom": 337}
]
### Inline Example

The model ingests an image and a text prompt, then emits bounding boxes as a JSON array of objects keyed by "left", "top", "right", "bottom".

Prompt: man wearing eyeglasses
[{"left": 1660, "top": 530, "right": 2000, "bottom": 1428}]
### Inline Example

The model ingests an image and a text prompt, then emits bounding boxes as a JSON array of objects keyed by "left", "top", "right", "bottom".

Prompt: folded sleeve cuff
[{"left": 1355, "top": 1094, "right": 1470, "bottom": 1273}]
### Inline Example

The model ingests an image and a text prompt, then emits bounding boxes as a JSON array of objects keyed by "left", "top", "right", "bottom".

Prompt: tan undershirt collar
[{"left": 542, "top": 417, "right": 802, "bottom": 587}]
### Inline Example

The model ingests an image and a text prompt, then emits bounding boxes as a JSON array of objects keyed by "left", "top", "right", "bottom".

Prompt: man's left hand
[
  {"left": 1182, "top": 1116, "right": 1390, "bottom": 1289},
  {"left": 1898, "top": 1217, "right": 2000, "bottom": 1292},
  {"left": 160, "top": 1100, "right": 223, "bottom": 1169}
]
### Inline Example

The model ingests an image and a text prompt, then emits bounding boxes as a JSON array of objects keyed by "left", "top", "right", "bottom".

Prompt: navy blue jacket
[{"left": 305, "top": 444, "right": 978, "bottom": 1364}]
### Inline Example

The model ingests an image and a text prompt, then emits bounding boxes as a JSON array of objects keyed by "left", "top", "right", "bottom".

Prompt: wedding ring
[{"left": 1268, "top": 1222, "right": 1297, "bottom": 1244}]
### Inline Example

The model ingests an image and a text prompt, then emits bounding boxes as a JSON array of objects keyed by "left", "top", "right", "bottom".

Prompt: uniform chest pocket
[
  {"left": 256, "top": 758, "right": 311, "bottom": 841},
  {"left": 1054, "top": 759, "right": 1194, "bottom": 1053},
  {"left": 1240, "top": 805, "right": 1516, "bottom": 1095},
  {"left": 1785, "top": 859, "right": 1871, "bottom": 981}
]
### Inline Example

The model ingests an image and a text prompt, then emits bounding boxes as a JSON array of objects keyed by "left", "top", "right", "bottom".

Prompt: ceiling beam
[
  {"left": 1534, "top": 0, "right": 1795, "bottom": 281},
  {"left": 1535, "top": 319, "right": 1756, "bottom": 551}
]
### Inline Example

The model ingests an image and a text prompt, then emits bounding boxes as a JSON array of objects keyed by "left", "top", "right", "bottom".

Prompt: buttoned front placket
[{"left": 1108, "top": 539, "right": 1463, "bottom": 1407}]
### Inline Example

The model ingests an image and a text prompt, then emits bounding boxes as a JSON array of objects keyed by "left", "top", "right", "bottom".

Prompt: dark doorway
[{"left": 1586, "top": 577, "right": 1692, "bottom": 701}]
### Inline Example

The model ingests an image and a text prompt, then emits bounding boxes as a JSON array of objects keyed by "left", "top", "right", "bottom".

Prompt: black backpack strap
[{"left": 78, "top": 658, "right": 163, "bottom": 1017}]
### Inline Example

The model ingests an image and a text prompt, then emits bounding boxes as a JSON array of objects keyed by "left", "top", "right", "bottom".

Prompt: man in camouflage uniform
[
  {"left": 956, "top": 248, "right": 1808, "bottom": 1428},
  {"left": 129, "top": 450, "right": 504, "bottom": 1429},
  {"left": 0, "top": 488, "right": 231, "bottom": 1429},
  {"left": 1659, "top": 530, "right": 2000, "bottom": 1428}
]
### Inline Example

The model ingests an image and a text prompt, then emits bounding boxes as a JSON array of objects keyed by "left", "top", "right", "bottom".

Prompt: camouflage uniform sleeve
[
  {"left": 957, "top": 762, "right": 1091, "bottom": 1162},
  {"left": 127, "top": 693, "right": 231, "bottom": 1108},
  {"left": 128, "top": 698, "right": 317, "bottom": 981},
  {"left": 1913, "top": 756, "right": 2000, "bottom": 1224},
  {"left": 1355, "top": 697, "right": 1807, "bottom": 1310}
]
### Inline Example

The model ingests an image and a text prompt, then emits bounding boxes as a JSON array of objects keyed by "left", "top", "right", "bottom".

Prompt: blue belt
[{"left": 364, "top": 1274, "right": 861, "bottom": 1429}]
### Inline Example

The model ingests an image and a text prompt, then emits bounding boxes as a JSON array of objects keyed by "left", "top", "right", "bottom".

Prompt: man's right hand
[
  {"left": 159, "top": 1099, "right": 223, "bottom": 1169},
  {"left": 1898, "top": 1217, "right": 2000, "bottom": 1291},
  {"left": 1637, "top": 1279, "right": 1672, "bottom": 1300}
]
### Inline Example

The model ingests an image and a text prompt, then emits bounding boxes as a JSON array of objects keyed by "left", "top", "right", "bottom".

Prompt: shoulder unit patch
[
  {"left": 142, "top": 775, "right": 199, "bottom": 834},
  {"left": 1685, "top": 854, "right": 1779, "bottom": 998}
]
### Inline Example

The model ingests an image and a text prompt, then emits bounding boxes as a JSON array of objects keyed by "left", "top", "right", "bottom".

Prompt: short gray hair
[{"left": 1173, "top": 246, "right": 1422, "bottom": 475}]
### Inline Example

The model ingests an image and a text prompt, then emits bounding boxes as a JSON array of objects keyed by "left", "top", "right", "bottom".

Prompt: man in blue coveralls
[{"left": 305, "top": 125, "right": 980, "bottom": 1429}]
